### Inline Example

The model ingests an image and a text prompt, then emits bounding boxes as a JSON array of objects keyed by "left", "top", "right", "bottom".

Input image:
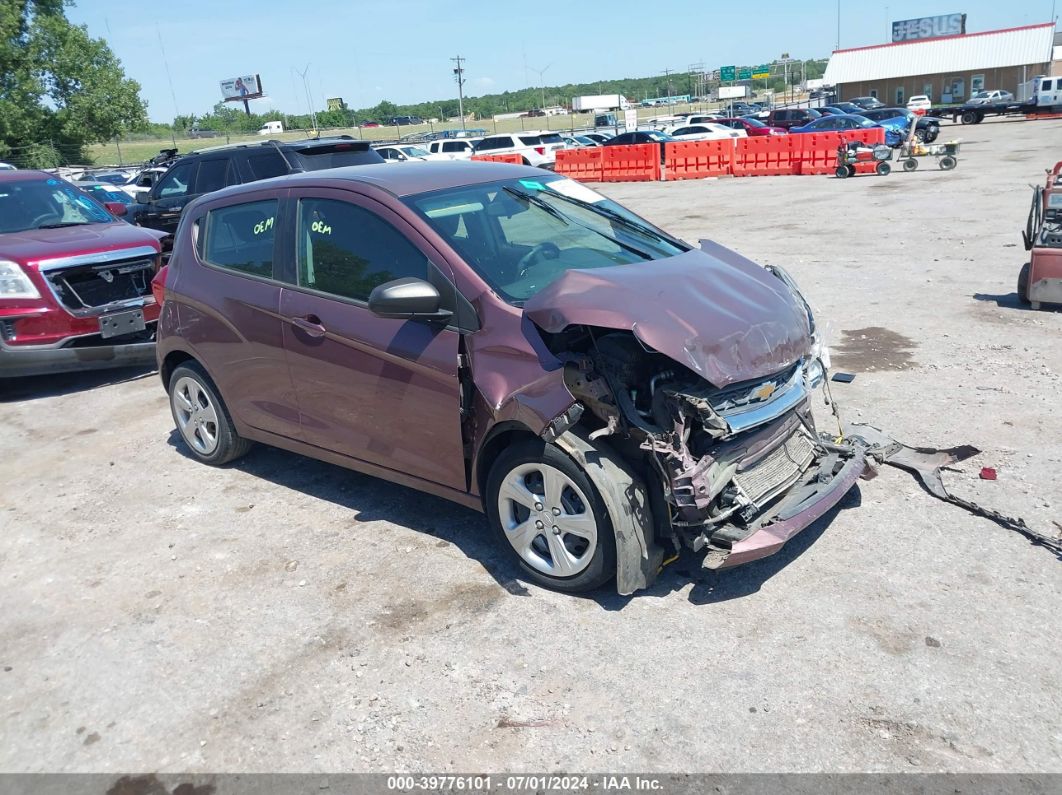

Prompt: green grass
[{"left": 86, "top": 102, "right": 736, "bottom": 166}]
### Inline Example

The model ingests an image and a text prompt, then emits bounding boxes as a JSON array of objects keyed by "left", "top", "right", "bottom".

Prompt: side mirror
[
  {"left": 135, "top": 191, "right": 151, "bottom": 204},
  {"left": 104, "top": 201, "right": 127, "bottom": 217},
  {"left": 368, "top": 277, "right": 452, "bottom": 322}
]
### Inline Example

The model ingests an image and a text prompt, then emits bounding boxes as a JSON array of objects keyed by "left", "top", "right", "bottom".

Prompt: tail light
[
  {"left": 151, "top": 264, "right": 169, "bottom": 305},
  {"left": 534, "top": 146, "right": 545, "bottom": 155}
]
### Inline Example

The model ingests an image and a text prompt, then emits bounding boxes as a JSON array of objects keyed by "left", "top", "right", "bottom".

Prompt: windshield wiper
[
  {"left": 537, "top": 187, "right": 684, "bottom": 249},
  {"left": 503, "top": 186, "right": 652, "bottom": 260},
  {"left": 502, "top": 186, "right": 569, "bottom": 226},
  {"left": 36, "top": 221, "right": 92, "bottom": 229}
]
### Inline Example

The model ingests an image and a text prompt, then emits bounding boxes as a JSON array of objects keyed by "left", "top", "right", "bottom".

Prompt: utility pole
[
  {"left": 662, "top": 68, "right": 674, "bottom": 113},
  {"left": 451, "top": 55, "right": 466, "bottom": 132},
  {"left": 836, "top": 0, "right": 841, "bottom": 50},
  {"left": 296, "top": 64, "right": 318, "bottom": 134},
  {"left": 530, "top": 63, "right": 552, "bottom": 111}
]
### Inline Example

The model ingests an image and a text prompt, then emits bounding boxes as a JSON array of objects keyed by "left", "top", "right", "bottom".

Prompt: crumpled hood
[
  {"left": 523, "top": 240, "right": 812, "bottom": 387},
  {"left": 2, "top": 222, "right": 163, "bottom": 266}
]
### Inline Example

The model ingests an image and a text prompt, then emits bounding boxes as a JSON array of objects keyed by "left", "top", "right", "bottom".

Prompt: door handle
[{"left": 290, "top": 314, "right": 327, "bottom": 338}]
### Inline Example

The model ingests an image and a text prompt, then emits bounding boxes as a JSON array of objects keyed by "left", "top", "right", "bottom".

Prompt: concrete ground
[{"left": 1, "top": 117, "right": 1060, "bottom": 775}]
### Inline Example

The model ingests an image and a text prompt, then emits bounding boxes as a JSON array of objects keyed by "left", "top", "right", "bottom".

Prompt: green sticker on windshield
[{"left": 518, "top": 179, "right": 546, "bottom": 191}]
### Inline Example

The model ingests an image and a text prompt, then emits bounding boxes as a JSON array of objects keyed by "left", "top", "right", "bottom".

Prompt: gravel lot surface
[{"left": 1, "top": 117, "right": 1060, "bottom": 775}]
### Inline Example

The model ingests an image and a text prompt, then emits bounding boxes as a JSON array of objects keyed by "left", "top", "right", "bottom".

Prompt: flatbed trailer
[{"left": 927, "top": 102, "right": 1061, "bottom": 125}]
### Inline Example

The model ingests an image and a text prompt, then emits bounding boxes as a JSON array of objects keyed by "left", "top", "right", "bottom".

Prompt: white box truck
[{"left": 572, "top": 94, "right": 631, "bottom": 112}]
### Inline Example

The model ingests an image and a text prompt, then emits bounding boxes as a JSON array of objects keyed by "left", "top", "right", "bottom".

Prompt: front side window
[
  {"left": 477, "top": 137, "right": 511, "bottom": 151},
  {"left": 201, "top": 199, "right": 278, "bottom": 278},
  {"left": 156, "top": 162, "right": 195, "bottom": 198},
  {"left": 296, "top": 198, "right": 426, "bottom": 302},
  {"left": 408, "top": 176, "right": 687, "bottom": 304}
]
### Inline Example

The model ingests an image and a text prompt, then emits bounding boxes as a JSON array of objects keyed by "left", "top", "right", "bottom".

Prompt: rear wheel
[
  {"left": 168, "top": 362, "right": 252, "bottom": 465},
  {"left": 902, "top": 158, "right": 918, "bottom": 172},
  {"left": 875, "top": 161, "right": 891, "bottom": 176},
  {"left": 486, "top": 439, "right": 616, "bottom": 593},
  {"left": 939, "top": 155, "right": 957, "bottom": 170},
  {"left": 1017, "top": 263, "right": 1031, "bottom": 304}
]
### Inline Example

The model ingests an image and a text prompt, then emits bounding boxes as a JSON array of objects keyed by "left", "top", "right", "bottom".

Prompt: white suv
[
  {"left": 426, "top": 138, "right": 482, "bottom": 160},
  {"left": 473, "top": 131, "right": 565, "bottom": 168},
  {"left": 373, "top": 145, "right": 449, "bottom": 163}
]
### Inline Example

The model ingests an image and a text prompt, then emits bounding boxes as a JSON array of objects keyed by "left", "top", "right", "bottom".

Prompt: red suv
[
  {"left": 0, "top": 171, "right": 166, "bottom": 378},
  {"left": 157, "top": 162, "right": 865, "bottom": 594}
]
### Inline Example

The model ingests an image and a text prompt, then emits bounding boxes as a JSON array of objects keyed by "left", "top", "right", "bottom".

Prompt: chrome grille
[{"left": 733, "top": 431, "right": 816, "bottom": 507}]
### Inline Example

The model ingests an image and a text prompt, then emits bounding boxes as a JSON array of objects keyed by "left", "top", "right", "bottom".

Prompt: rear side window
[
  {"left": 477, "top": 137, "right": 511, "bottom": 150},
  {"left": 295, "top": 198, "right": 426, "bottom": 302},
  {"left": 246, "top": 151, "right": 288, "bottom": 180},
  {"left": 194, "top": 158, "right": 238, "bottom": 193},
  {"left": 518, "top": 136, "right": 541, "bottom": 146},
  {"left": 200, "top": 199, "right": 278, "bottom": 278},
  {"left": 538, "top": 133, "right": 563, "bottom": 144},
  {"left": 290, "top": 142, "right": 382, "bottom": 170}
]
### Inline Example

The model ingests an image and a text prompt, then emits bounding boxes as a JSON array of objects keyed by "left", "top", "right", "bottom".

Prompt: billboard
[
  {"left": 719, "top": 86, "right": 748, "bottom": 99},
  {"left": 891, "top": 13, "right": 966, "bottom": 42},
  {"left": 220, "top": 74, "right": 263, "bottom": 101},
  {"left": 326, "top": 97, "right": 346, "bottom": 111}
]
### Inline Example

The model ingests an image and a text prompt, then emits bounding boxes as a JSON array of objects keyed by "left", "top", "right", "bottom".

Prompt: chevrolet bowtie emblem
[{"left": 751, "top": 382, "right": 776, "bottom": 401}]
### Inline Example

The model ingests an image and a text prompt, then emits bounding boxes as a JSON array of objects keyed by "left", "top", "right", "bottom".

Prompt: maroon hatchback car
[{"left": 156, "top": 162, "right": 865, "bottom": 594}]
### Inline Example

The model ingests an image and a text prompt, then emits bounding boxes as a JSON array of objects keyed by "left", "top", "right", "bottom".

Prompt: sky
[{"left": 67, "top": 1, "right": 1058, "bottom": 122}]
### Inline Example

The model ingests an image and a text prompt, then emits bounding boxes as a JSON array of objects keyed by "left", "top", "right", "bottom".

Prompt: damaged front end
[
  {"left": 549, "top": 327, "right": 863, "bottom": 572},
  {"left": 523, "top": 247, "right": 865, "bottom": 585}
]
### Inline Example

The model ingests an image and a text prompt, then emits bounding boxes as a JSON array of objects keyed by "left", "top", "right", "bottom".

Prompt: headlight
[
  {"left": 0, "top": 260, "right": 40, "bottom": 300},
  {"left": 804, "top": 357, "right": 825, "bottom": 390}
]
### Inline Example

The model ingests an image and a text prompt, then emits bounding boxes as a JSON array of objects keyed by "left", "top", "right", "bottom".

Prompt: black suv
[
  {"left": 763, "top": 108, "right": 823, "bottom": 130},
  {"left": 389, "top": 115, "right": 423, "bottom": 126},
  {"left": 132, "top": 137, "right": 383, "bottom": 235}
]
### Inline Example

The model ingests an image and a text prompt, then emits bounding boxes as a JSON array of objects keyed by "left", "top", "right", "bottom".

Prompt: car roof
[
  {"left": 0, "top": 169, "right": 54, "bottom": 183},
  {"left": 189, "top": 136, "right": 361, "bottom": 156},
  {"left": 203, "top": 161, "right": 546, "bottom": 200}
]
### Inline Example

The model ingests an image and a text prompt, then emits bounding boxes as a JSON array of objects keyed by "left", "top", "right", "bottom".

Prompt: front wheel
[
  {"left": 924, "top": 126, "right": 939, "bottom": 143},
  {"left": 486, "top": 439, "right": 616, "bottom": 593},
  {"left": 1017, "top": 263, "right": 1031, "bottom": 304},
  {"left": 903, "top": 158, "right": 918, "bottom": 172},
  {"left": 875, "top": 161, "right": 891, "bottom": 176},
  {"left": 835, "top": 165, "right": 851, "bottom": 179},
  {"left": 168, "top": 362, "right": 253, "bottom": 465},
  {"left": 939, "top": 155, "right": 957, "bottom": 170}
]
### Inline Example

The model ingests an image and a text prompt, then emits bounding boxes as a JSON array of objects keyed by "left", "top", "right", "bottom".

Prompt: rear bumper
[
  {"left": 0, "top": 340, "right": 157, "bottom": 379},
  {"left": 705, "top": 448, "right": 866, "bottom": 570}
]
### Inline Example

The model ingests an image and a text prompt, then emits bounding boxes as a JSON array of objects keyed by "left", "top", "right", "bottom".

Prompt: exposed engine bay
[{"left": 538, "top": 320, "right": 857, "bottom": 569}]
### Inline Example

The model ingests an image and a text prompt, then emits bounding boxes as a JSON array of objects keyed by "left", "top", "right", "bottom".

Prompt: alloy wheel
[{"left": 172, "top": 376, "right": 220, "bottom": 456}]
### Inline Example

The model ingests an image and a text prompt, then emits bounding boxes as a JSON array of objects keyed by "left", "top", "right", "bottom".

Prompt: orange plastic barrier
[
  {"left": 846, "top": 128, "right": 886, "bottom": 146},
  {"left": 471, "top": 153, "right": 525, "bottom": 164},
  {"left": 732, "top": 135, "right": 798, "bottom": 176},
  {"left": 600, "top": 143, "right": 661, "bottom": 182},
  {"left": 793, "top": 131, "right": 844, "bottom": 175},
  {"left": 555, "top": 147, "right": 604, "bottom": 181},
  {"left": 663, "top": 140, "right": 734, "bottom": 180}
]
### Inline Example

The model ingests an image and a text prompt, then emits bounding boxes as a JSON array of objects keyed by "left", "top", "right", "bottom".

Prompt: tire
[
  {"left": 939, "top": 155, "right": 957, "bottom": 170},
  {"left": 902, "top": 158, "right": 918, "bottom": 172},
  {"left": 168, "top": 362, "right": 253, "bottom": 466},
  {"left": 875, "top": 161, "right": 891, "bottom": 176},
  {"left": 960, "top": 110, "right": 979, "bottom": 125},
  {"left": 914, "top": 129, "right": 926, "bottom": 143},
  {"left": 1017, "top": 263, "right": 1031, "bottom": 305},
  {"left": 835, "top": 165, "right": 850, "bottom": 179},
  {"left": 485, "top": 438, "right": 616, "bottom": 593},
  {"left": 925, "top": 126, "right": 939, "bottom": 143}
]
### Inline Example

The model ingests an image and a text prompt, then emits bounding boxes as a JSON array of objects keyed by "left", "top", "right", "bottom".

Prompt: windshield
[
  {"left": 972, "top": 91, "right": 990, "bottom": 99},
  {"left": 407, "top": 175, "right": 689, "bottom": 304},
  {"left": 82, "top": 185, "right": 133, "bottom": 204},
  {"left": 401, "top": 146, "right": 430, "bottom": 157},
  {"left": 853, "top": 117, "right": 877, "bottom": 128},
  {"left": 742, "top": 118, "right": 766, "bottom": 127},
  {"left": 0, "top": 177, "right": 114, "bottom": 233}
]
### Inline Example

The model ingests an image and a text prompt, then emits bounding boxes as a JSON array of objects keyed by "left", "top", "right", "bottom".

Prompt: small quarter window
[{"left": 201, "top": 199, "right": 278, "bottom": 278}]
